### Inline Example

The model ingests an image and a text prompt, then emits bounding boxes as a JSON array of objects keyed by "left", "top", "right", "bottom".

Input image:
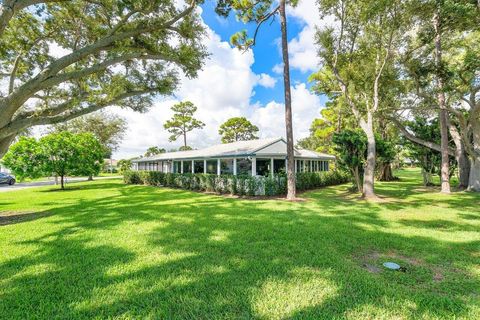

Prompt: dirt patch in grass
[
  {"left": 356, "top": 249, "right": 442, "bottom": 278},
  {"left": 0, "top": 210, "right": 51, "bottom": 226}
]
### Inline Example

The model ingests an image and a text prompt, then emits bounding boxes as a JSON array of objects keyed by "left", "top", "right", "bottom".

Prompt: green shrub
[
  {"left": 246, "top": 176, "right": 257, "bottom": 196},
  {"left": 229, "top": 175, "right": 237, "bottom": 195},
  {"left": 164, "top": 173, "right": 175, "bottom": 187},
  {"left": 141, "top": 171, "right": 165, "bottom": 186},
  {"left": 124, "top": 169, "right": 350, "bottom": 196},
  {"left": 236, "top": 176, "right": 247, "bottom": 196},
  {"left": 123, "top": 170, "right": 142, "bottom": 184}
]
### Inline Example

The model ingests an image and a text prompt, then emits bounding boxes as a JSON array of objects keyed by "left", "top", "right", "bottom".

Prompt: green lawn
[{"left": 0, "top": 169, "right": 478, "bottom": 319}]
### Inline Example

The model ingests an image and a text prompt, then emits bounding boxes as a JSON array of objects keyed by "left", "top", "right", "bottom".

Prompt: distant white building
[
  {"left": 132, "top": 137, "right": 335, "bottom": 176},
  {"left": 0, "top": 163, "right": 11, "bottom": 174}
]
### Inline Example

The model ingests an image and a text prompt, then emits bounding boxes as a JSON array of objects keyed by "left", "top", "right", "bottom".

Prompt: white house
[{"left": 131, "top": 137, "right": 335, "bottom": 176}]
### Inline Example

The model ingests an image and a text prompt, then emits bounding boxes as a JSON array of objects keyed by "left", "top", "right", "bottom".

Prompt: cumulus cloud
[
  {"left": 287, "top": 0, "right": 336, "bottom": 73},
  {"left": 256, "top": 73, "right": 277, "bottom": 88}
]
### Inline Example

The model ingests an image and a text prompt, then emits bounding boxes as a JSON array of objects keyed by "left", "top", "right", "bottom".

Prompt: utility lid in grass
[{"left": 383, "top": 262, "right": 401, "bottom": 270}]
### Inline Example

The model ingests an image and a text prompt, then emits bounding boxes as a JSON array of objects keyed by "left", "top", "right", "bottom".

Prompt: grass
[{"left": 0, "top": 168, "right": 478, "bottom": 319}]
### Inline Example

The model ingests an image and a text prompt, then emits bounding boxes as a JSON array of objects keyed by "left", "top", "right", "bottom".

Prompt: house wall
[{"left": 255, "top": 140, "right": 288, "bottom": 156}]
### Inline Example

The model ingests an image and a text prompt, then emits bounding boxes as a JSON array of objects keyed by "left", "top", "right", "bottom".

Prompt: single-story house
[{"left": 132, "top": 137, "right": 335, "bottom": 176}]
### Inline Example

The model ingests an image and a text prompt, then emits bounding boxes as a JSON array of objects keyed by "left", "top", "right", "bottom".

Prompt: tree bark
[
  {"left": 0, "top": 134, "right": 15, "bottom": 159},
  {"left": 433, "top": 8, "right": 451, "bottom": 194},
  {"left": 378, "top": 163, "right": 394, "bottom": 181},
  {"left": 449, "top": 123, "right": 470, "bottom": 189},
  {"left": 352, "top": 166, "right": 362, "bottom": 192},
  {"left": 279, "top": 0, "right": 296, "bottom": 200},
  {"left": 421, "top": 167, "right": 433, "bottom": 187},
  {"left": 60, "top": 175, "right": 64, "bottom": 189},
  {"left": 468, "top": 119, "right": 480, "bottom": 191},
  {"left": 391, "top": 117, "right": 454, "bottom": 155},
  {"left": 360, "top": 113, "right": 377, "bottom": 199}
]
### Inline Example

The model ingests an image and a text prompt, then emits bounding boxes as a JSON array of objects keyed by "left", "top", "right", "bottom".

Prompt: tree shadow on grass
[
  {"left": 0, "top": 210, "right": 52, "bottom": 226},
  {"left": 398, "top": 218, "right": 480, "bottom": 232},
  {"left": 0, "top": 180, "right": 479, "bottom": 318}
]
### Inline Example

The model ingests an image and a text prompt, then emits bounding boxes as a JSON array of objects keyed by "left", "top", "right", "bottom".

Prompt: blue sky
[{"left": 200, "top": 1, "right": 314, "bottom": 105}]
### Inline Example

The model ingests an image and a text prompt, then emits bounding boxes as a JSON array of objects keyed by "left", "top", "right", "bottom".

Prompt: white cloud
[
  {"left": 272, "top": 63, "right": 283, "bottom": 74},
  {"left": 256, "top": 73, "right": 277, "bottom": 88},
  {"left": 250, "top": 83, "right": 322, "bottom": 140},
  {"left": 286, "top": 0, "right": 336, "bottom": 73}
]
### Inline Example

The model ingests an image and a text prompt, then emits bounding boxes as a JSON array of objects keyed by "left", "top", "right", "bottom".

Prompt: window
[
  {"left": 220, "top": 159, "right": 234, "bottom": 175},
  {"left": 274, "top": 159, "right": 286, "bottom": 174},
  {"left": 183, "top": 161, "right": 192, "bottom": 173},
  {"left": 206, "top": 160, "right": 217, "bottom": 174},
  {"left": 305, "top": 160, "right": 311, "bottom": 172},
  {"left": 194, "top": 160, "right": 204, "bottom": 173},
  {"left": 236, "top": 158, "right": 252, "bottom": 176},
  {"left": 256, "top": 158, "right": 270, "bottom": 176},
  {"left": 173, "top": 161, "right": 181, "bottom": 173}
]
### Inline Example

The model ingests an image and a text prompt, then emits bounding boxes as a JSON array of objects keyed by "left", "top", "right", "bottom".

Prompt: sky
[{"left": 111, "top": 0, "right": 327, "bottom": 159}]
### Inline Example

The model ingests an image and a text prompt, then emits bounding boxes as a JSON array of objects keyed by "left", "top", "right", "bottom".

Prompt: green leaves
[
  {"left": 2, "top": 132, "right": 104, "bottom": 186},
  {"left": 218, "top": 117, "right": 259, "bottom": 143},
  {"left": 163, "top": 101, "right": 205, "bottom": 146},
  {"left": 0, "top": 0, "right": 207, "bottom": 153},
  {"left": 2, "top": 137, "right": 44, "bottom": 181}
]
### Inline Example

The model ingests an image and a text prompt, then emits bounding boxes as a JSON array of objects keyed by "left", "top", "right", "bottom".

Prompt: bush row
[{"left": 124, "top": 170, "right": 350, "bottom": 196}]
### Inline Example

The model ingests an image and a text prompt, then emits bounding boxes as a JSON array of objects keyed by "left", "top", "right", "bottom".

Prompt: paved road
[{"left": 0, "top": 176, "right": 122, "bottom": 193}]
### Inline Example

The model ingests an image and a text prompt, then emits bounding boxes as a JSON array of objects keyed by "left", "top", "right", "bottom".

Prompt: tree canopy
[
  {"left": 3, "top": 131, "right": 104, "bottom": 188},
  {"left": 218, "top": 117, "right": 259, "bottom": 143},
  {"left": 0, "top": 0, "right": 207, "bottom": 158},
  {"left": 144, "top": 146, "right": 166, "bottom": 157},
  {"left": 50, "top": 111, "right": 127, "bottom": 158},
  {"left": 163, "top": 101, "right": 204, "bottom": 148}
]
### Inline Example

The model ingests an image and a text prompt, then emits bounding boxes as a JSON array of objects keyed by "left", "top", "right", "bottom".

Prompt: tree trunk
[
  {"left": 468, "top": 120, "right": 480, "bottom": 191},
  {"left": 60, "top": 175, "right": 65, "bottom": 189},
  {"left": 434, "top": 8, "right": 451, "bottom": 194},
  {"left": 0, "top": 134, "right": 15, "bottom": 159},
  {"left": 183, "top": 131, "right": 187, "bottom": 148},
  {"left": 352, "top": 166, "right": 362, "bottom": 192},
  {"left": 421, "top": 168, "right": 433, "bottom": 187},
  {"left": 457, "top": 151, "right": 470, "bottom": 189},
  {"left": 279, "top": 0, "right": 296, "bottom": 200},
  {"left": 363, "top": 130, "right": 376, "bottom": 198},
  {"left": 378, "top": 163, "right": 394, "bottom": 181},
  {"left": 438, "top": 109, "right": 451, "bottom": 193},
  {"left": 88, "top": 175, "right": 93, "bottom": 181},
  {"left": 449, "top": 124, "right": 470, "bottom": 189},
  {"left": 360, "top": 113, "right": 376, "bottom": 199},
  {"left": 468, "top": 157, "right": 480, "bottom": 191}
]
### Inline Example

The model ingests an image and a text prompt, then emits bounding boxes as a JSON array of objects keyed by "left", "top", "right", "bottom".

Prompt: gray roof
[{"left": 133, "top": 137, "right": 335, "bottom": 162}]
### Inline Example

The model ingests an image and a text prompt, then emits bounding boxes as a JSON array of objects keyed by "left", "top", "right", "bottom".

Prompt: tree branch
[
  {"left": 0, "top": 0, "right": 65, "bottom": 36},
  {"left": 8, "top": 55, "right": 21, "bottom": 94},
  {"left": 0, "top": 89, "right": 156, "bottom": 138},
  {"left": 390, "top": 116, "right": 455, "bottom": 156},
  {"left": 250, "top": 5, "right": 279, "bottom": 47},
  {"left": 2, "top": 1, "right": 197, "bottom": 119}
]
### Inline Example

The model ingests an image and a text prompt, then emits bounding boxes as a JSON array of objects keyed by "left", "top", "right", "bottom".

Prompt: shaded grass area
[{"left": 0, "top": 168, "right": 478, "bottom": 319}]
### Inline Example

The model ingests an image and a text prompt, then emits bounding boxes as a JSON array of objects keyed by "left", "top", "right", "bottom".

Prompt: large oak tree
[
  {"left": 313, "top": 0, "right": 409, "bottom": 199},
  {"left": 0, "top": 0, "right": 206, "bottom": 158}
]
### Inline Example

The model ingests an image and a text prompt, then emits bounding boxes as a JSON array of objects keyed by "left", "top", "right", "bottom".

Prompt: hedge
[{"left": 124, "top": 169, "right": 350, "bottom": 196}]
